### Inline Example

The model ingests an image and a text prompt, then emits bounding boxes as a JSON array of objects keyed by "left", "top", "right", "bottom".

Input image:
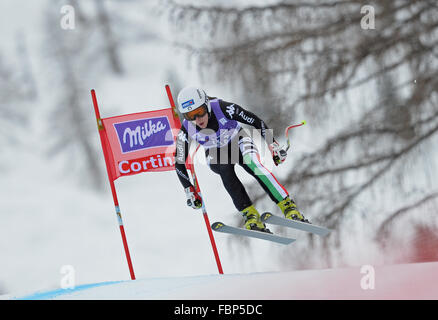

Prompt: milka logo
[
  {"left": 123, "top": 121, "right": 166, "bottom": 146},
  {"left": 114, "top": 116, "right": 173, "bottom": 153}
]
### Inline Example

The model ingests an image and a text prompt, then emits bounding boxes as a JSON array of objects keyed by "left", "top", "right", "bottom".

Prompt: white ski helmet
[{"left": 177, "top": 86, "right": 211, "bottom": 119}]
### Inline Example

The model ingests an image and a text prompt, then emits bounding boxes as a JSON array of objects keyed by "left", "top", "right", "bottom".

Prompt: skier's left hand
[{"left": 269, "top": 142, "right": 288, "bottom": 165}]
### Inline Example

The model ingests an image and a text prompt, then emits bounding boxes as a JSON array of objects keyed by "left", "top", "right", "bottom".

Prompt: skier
[{"left": 174, "top": 86, "right": 309, "bottom": 233}]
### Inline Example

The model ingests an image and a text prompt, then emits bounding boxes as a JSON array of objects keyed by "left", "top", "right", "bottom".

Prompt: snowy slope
[{"left": 5, "top": 261, "right": 438, "bottom": 300}]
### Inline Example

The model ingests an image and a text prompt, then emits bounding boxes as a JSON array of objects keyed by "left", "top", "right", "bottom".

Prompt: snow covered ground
[{"left": 4, "top": 261, "right": 438, "bottom": 300}]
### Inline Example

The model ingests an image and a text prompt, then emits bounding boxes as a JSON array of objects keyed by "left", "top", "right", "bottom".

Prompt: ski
[
  {"left": 261, "top": 212, "right": 331, "bottom": 237},
  {"left": 211, "top": 222, "right": 296, "bottom": 245}
]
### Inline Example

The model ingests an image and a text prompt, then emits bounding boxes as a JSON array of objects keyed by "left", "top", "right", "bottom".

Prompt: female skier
[{"left": 174, "top": 87, "right": 308, "bottom": 233}]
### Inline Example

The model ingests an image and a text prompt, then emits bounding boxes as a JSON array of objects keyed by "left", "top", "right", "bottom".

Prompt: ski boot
[
  {"left": 277, "top": 196, "right": 310, "bottom": 223},
  {"left": 241, "top": 205, "right": 272, "bottom": 233}
]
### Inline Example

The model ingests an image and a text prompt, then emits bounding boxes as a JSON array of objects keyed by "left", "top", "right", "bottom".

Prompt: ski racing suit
[{"left": 174, "top": 98, "right": 289, "bottom": 212}]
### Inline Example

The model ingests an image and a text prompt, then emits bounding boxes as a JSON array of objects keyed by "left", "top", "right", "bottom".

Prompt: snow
[{"left": 4, "top": 261, "right": 438, "bottom": 300}]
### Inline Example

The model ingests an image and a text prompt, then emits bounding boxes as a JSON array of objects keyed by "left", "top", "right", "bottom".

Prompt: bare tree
[
  {"left": 0, "top": 46, "right": 34, "bottom": 158},
  {"left": 15, "top": 31, "right": 38, "bottom": 101},
  {"left": 42, "top": 0, "right": 166, "bottom": 190},
  {"left": 94, "top": 0, "right": 124, "bottom": 75},
  {"left": 167, "top": 0, "right": 438, "bottom": 266},
  {"left": 43, "top": 2, "right": 106, "bottom": 190}
]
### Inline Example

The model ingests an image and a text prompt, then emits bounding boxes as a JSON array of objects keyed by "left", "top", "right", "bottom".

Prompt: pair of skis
[{"left": 211, "top": 213, "right": 331, "bottom": 245}]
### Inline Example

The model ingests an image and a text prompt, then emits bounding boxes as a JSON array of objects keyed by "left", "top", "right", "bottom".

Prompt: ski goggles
[{"left": 183, "top": 104, "right": 208, "bottom": 121}]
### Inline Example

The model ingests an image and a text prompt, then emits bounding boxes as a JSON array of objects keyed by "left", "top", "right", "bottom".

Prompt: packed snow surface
[{"left": 6, "top": 261, "right": 438, "bottom": 300}]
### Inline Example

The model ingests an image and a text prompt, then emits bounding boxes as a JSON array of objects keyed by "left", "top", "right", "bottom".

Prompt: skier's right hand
[{"left": 185, "top": 186, "right": 202, "bottom": 209}]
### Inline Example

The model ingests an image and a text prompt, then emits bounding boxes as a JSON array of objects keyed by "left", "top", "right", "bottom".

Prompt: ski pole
[
  {"left": 284, "top": 120, "right": 306, "bottom": 152},
  {"left": 272, "top": 121, "right": 306, "bottom": 165},
  {"left": 187, "top": 145, "right": 224, "bottom": 275}
]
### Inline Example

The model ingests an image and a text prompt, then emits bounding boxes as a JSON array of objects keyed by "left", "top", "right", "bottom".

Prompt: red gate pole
[
  {"left": 188, "top": 146, "right": 224, "bottom": 275},
  {"left": 165, "top": 85, "right": 224, "bottom": 274},
  {"left": 91, "top": 89, "right": 136, "bottom": 280}
]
